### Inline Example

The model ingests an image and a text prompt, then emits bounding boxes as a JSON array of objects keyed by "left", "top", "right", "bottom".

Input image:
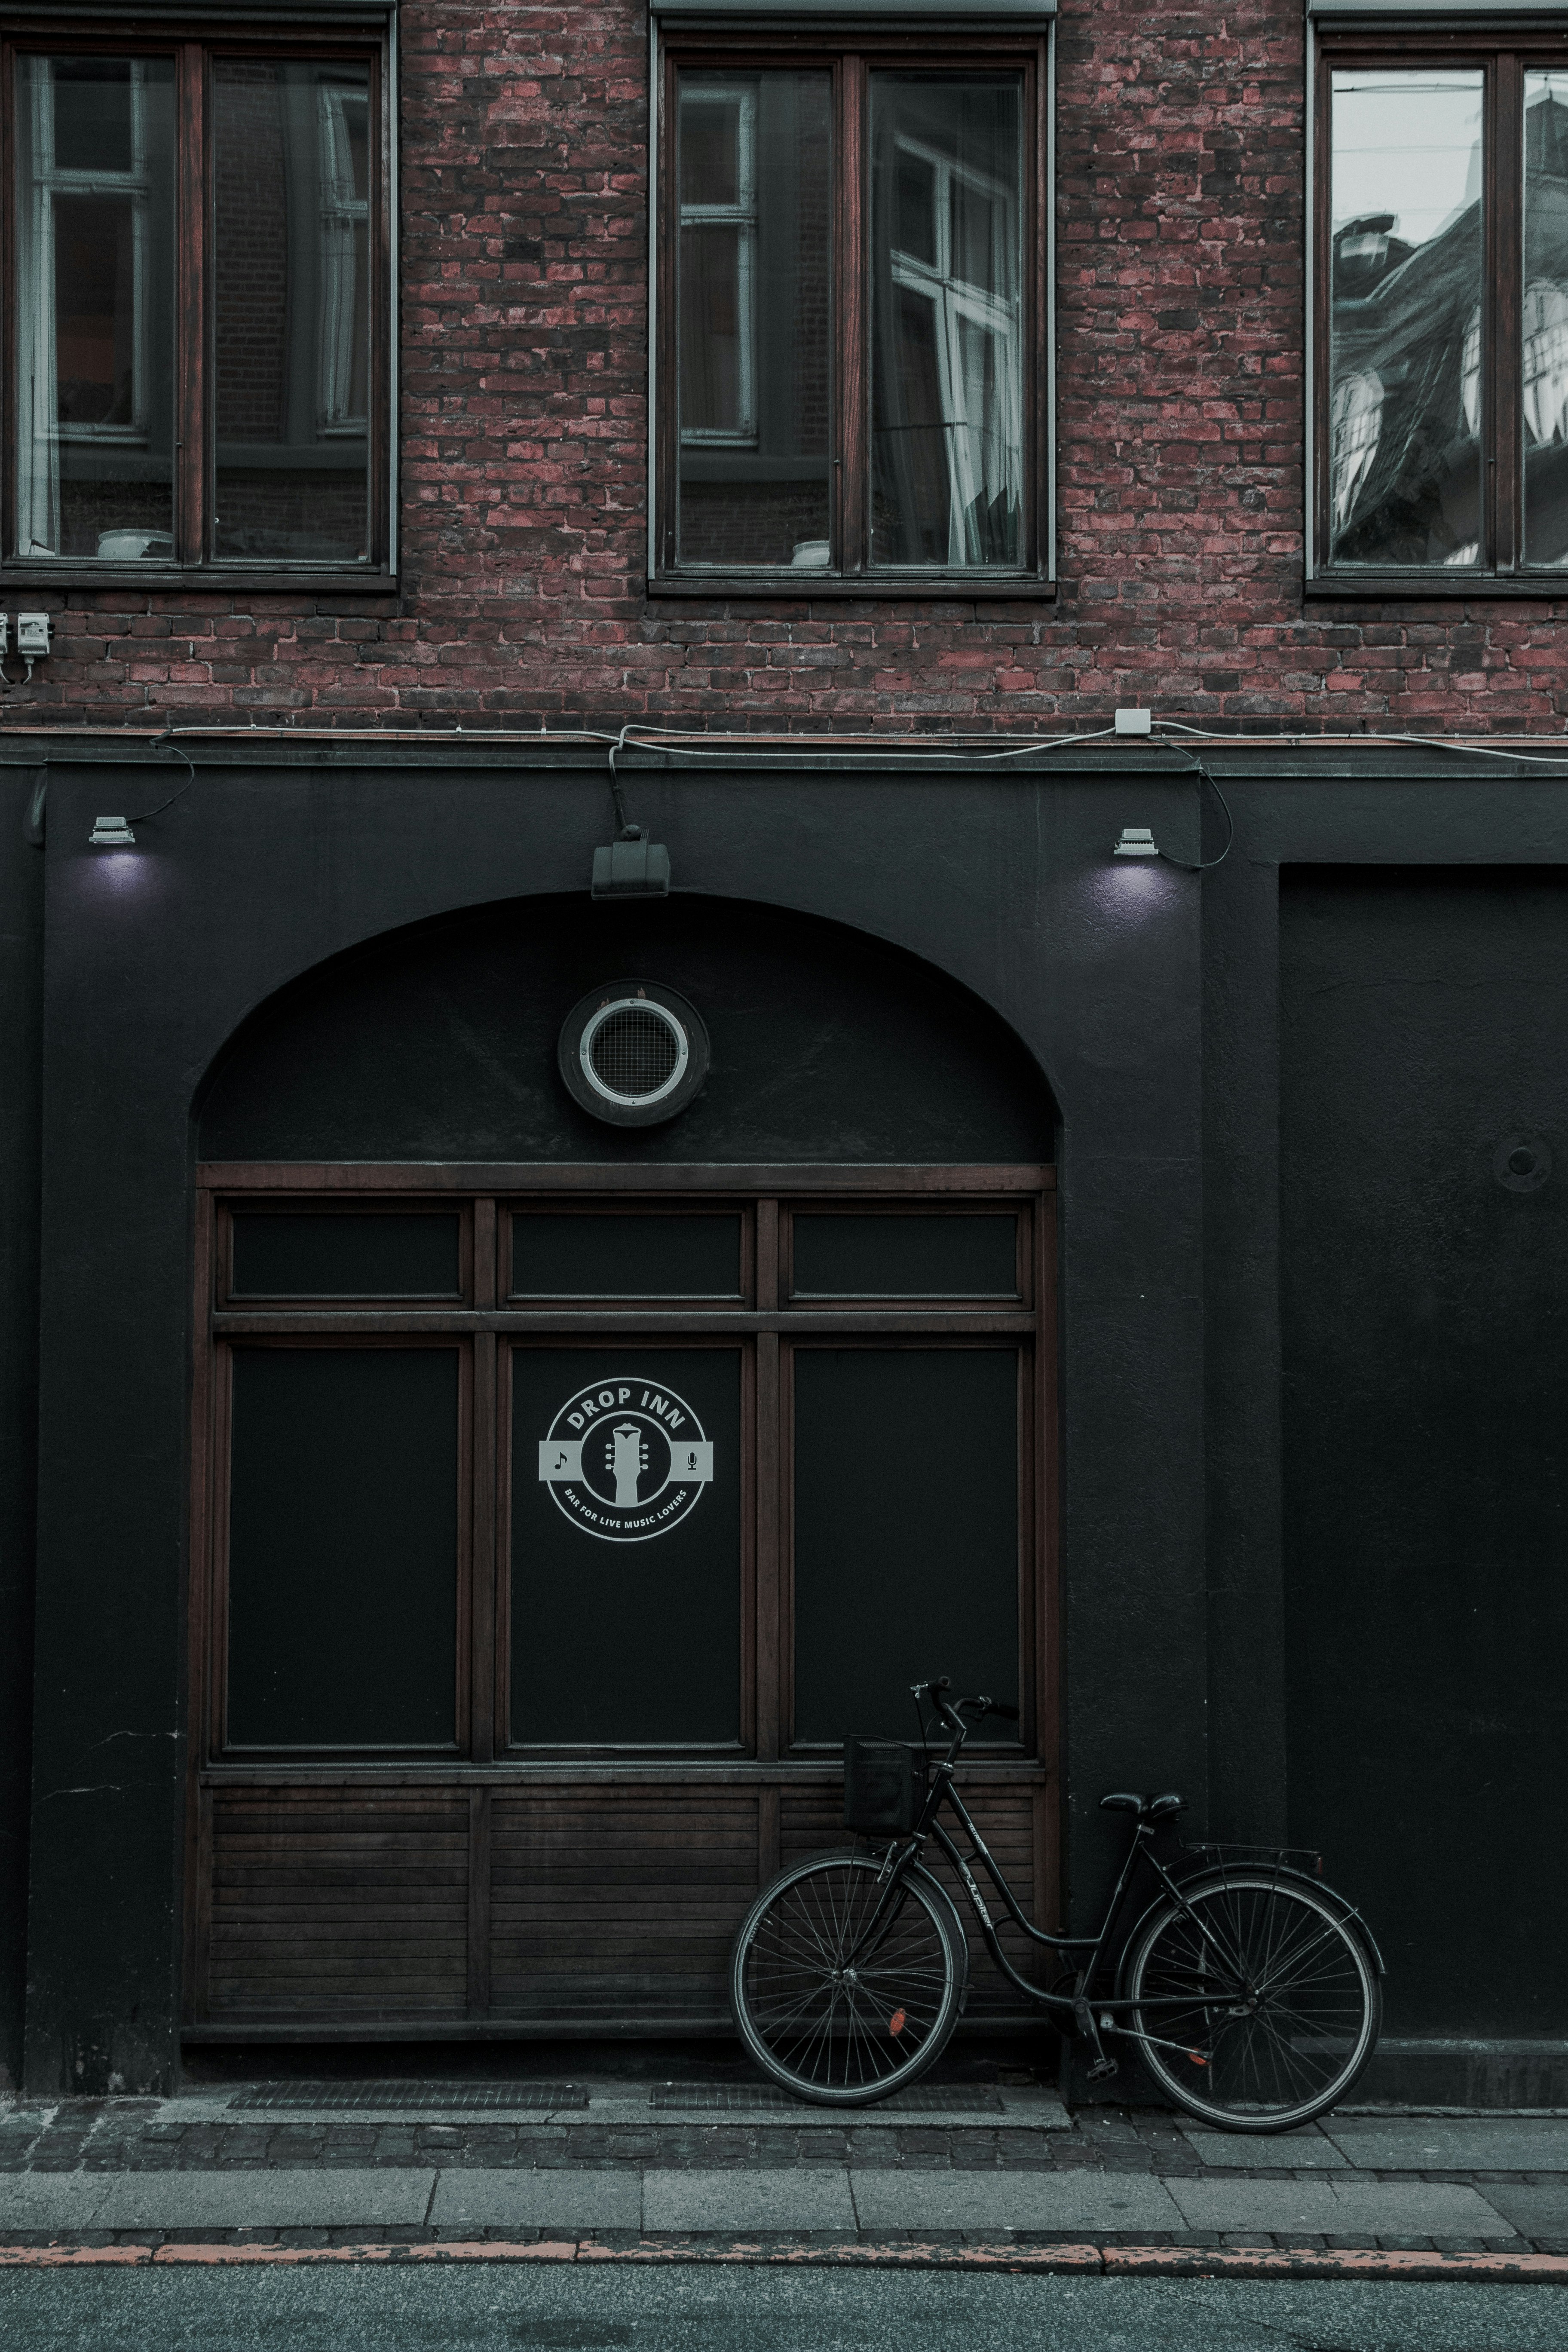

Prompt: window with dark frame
[
  {"left": 8, "top": 29, "right": 389, "bottom": 580},
  {"left": 1317, "top": 36, "right": 1568, "bottom": 583},
  {"left": 655, "top": 31, "right": 1050, "bottom": 591},
  {"left": 195, "top": 1179, "right": 1052, "bottom": 1766}
]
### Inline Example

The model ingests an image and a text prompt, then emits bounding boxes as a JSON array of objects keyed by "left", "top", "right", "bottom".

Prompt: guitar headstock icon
[{"left": 608, "top": 1421, "right": 650, "bottom": 1506}]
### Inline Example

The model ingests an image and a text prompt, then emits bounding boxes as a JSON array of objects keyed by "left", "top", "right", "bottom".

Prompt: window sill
[
  {"left": 0, "top": 566, "right": 398, "bottom": 598},
  {"left": 648, "top": 570, "right": 1056, "bottom": 603},
  {"left": 1307, "top": 571, "right": 1568, "bottom": 600}
]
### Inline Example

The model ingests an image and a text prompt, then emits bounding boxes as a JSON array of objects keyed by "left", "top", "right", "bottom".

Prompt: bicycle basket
[{"left": 843, "top": 1737, "right": 925, "bottom": 1837}]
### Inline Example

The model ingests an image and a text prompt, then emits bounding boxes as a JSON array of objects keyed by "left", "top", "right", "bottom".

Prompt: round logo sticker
[{"left": 536, "top": 1378, "right": 714, "bottom": 1544}]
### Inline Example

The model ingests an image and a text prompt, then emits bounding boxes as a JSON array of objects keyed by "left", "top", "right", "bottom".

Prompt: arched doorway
[{"left": 186, "top": 896, "right": 1059, "bottom": 2045}]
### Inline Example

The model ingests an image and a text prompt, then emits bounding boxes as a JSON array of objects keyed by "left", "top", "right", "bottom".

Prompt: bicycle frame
[{"left": 849, "top": 1692, "right": 1253, "bottom": 2065}]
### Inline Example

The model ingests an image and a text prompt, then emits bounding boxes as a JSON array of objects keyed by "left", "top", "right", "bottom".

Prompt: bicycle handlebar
[{"left": 911, "top": 1679, "right": 1020, "bottom": 1727}]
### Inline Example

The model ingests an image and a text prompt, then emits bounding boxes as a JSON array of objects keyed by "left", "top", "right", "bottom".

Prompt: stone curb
[{"left": 1, "top": 2239, "right": 1565, "bottom": 2282}]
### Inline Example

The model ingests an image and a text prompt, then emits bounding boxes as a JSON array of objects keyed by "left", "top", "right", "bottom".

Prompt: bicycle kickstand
[{"left": 1072, "top": 1996, "right": 1119, "bottom": 2084}]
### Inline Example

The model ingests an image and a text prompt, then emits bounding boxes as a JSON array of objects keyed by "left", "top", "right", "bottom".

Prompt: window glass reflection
[
  {"left": 1328, "top": 70, "right": 1483, "bottom": 568},
  {"left": 212, "top": 60, "right": 372, "bottom": 565},
  {"left": 677, "top": 70, "right": 831, "bottom": 568},
  {"left": 1523, "top": 73, "right": 1568, "bottom": 565},
  {"left": 15, "top": 55, "right": 176, "bottom": 560},
  {"left": 870, "top": 77, "right": 1023, "bottom": 569}
]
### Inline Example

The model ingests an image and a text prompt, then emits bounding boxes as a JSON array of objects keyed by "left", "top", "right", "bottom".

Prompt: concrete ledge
[
  {"left": 1066, "top": 2038, "right": 1568, "bottom": 2113},
  {"left": 1354, "top": 2041, "right": 1568, "bottom": 2110}
]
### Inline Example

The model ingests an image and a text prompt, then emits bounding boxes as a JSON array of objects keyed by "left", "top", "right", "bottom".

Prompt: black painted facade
[{"left": 2, "top": 741, "right": 1565, "bottom": 2095}]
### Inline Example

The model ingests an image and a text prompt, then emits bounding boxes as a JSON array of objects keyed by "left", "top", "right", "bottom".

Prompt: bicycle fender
[
  {"left": 1115, "top": 1865, "right": 1385, "bottom": 1998},
  {"left": 1208, "top": 1863, "right": 1386, "bottom": 1976}
]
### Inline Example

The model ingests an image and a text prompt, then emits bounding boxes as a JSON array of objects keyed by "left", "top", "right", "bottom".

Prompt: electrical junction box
[
  {"left": 1114, "top": 707, "right": 1152, "bottom": 735},
  {"left": 16, "top": 614, "right": 51, "bottom": 656}
]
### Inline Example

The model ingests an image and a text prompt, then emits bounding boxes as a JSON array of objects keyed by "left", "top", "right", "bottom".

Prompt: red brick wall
[{"left": 23, "top": 0, "right": 1568, "bottom": 732}]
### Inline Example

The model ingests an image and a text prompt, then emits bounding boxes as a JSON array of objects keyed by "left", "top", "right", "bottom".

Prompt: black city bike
[{"left": 729, "top": 1679, "right": 1383, "bottom": 2132}]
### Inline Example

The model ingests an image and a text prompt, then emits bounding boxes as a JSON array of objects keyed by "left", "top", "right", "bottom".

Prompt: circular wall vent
[{"left": 558, "top": 980, "right": 710, "bottom": 1127}]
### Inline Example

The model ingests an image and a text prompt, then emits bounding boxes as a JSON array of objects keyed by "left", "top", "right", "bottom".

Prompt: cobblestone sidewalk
[{"left": 2, "top": 2087, "right": 1565, "bottom": 2275}]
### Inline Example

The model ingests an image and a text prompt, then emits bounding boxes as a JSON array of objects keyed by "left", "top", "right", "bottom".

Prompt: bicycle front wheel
[
  {"left": 730, "top": 1850, "right": 965, "bottom": 2105},
  {"left": 1121, "top": 1870, "right": 1381, "bottom": 2132}
]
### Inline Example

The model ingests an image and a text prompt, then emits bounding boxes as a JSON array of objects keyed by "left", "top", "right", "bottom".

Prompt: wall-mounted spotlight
[
  {"left": 592, "top": 746, "right": 670, "bottom": 897},
  {"left": 1113, "top": 826, "right": 1160, "bottom": 858},
  {"left": 86, "top": 729, "right": 200, "bottom": 846},
  {"left": 591, "top": 824, "right": 670, "bottom": 898}
]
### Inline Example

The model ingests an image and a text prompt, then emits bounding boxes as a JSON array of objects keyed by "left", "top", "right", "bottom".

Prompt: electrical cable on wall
[
  {"left": 1156, "top": 756, "right": 1235, "bottom": 872},
  {"left": 129, "top": 728, "right": 201, "bottom": 821},
  {"left": 25, "top": 716, "right": 1568, "bottom": 768},
  {"left": 16, "top": 711, "right": 1568, "bottom": 854}
]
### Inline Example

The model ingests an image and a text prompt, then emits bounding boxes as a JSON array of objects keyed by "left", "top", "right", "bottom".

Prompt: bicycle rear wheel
[
  {"left": 1120, "top": 1869, "right": 1381, "bottom": 2132},
  {"left": 730, "top": 1850, "right": 966, "bottom": 2105}
]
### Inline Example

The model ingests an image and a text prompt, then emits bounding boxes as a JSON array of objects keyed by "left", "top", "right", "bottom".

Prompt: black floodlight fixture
[
  {"left": 90, "top": 814, "right": 137, "bottom": 846},
  {"left": 591, "top": 824, "right": 670, "bottom": 898},
  {"left": 1113, "top": 826, "right": 1160, "bottom": 857},
  {"left": 591, "top": 753, "right": 669, "bottom": 897}
]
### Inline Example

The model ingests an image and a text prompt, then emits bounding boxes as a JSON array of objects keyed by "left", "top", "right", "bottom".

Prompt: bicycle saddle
[{"left": 1099, "top": 1791, "right": 1186, "bottom": 1821}]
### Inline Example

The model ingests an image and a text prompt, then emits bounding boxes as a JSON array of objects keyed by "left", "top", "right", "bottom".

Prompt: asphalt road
[{"left": 0, "top": 2266, "right": 1565, "bottom": 2351}]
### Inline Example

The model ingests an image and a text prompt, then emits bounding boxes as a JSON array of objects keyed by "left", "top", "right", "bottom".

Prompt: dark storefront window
[
  {"left": 226, "top": 1345, "right": 462, "bottom": 1749},
  {"left": 1317, "top": 40, "right": 1568, "bottom": 583},
  {"left": 201, "top": 1179, "right": 1050, "bottom": 1761},
  {"left": 656, "top": 34, "right": 1048, "bottom": 590},
  {"left": 9, "top": 35, "right": 389, "bottom": 581},
  {"left": 510, "top": 1348, "right": 745, "bottom": 1746},
  {"left": 791, "top": 1347, "right": 1021, "bottom": 1741}
]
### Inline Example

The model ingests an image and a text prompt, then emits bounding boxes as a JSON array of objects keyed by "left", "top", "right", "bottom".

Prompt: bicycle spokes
[
  {"left": 739, "top": 1860, "right": 959, "bottom": 2095},
  {"left": 1127, "top": 1874, "right": 1378, "bottom": 2127}
]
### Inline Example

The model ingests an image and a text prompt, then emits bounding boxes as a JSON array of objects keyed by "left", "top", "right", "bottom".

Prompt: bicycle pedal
[{"left": 1086, "top": 2056, "right": 1120, "bottom": 2083}]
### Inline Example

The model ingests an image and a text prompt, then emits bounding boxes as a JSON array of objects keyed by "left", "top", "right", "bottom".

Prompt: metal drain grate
[
  {"left": 228, "top": 2082, "right": 586, "bottom": 2113},
  {"left": 650, "top": 2082, "right": 1004, "bottom": 2114}
]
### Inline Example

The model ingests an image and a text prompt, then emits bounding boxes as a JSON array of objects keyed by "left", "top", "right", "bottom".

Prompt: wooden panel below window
[
  {"left": 489, "top": 1788, "right": 761, "bottom": 2024},
  {"left": 204, "top": 1789, "right": 469, "bottom": 2020},
  {"left": 193, "top": 1773, "right": 1051, "bottom": 2033}
]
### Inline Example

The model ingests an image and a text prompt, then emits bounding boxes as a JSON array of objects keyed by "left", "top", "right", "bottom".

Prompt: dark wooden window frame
[
  {"left": 1310, "top": 26, "right": 1568, "bottom": 600},
  {"left": 651, "top": 26, "right": 1054, "bottom": 601},
  {"left": 1, "top": 13, "right": 395, "bottom": 592},
  {"left": 193, "top": 1161, "right": 1057, "bottom": 1763}
]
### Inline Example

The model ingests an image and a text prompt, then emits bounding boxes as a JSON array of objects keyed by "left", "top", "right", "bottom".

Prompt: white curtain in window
[{"left": 318, "top": 82, "right": 370, "bottom": 431}]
